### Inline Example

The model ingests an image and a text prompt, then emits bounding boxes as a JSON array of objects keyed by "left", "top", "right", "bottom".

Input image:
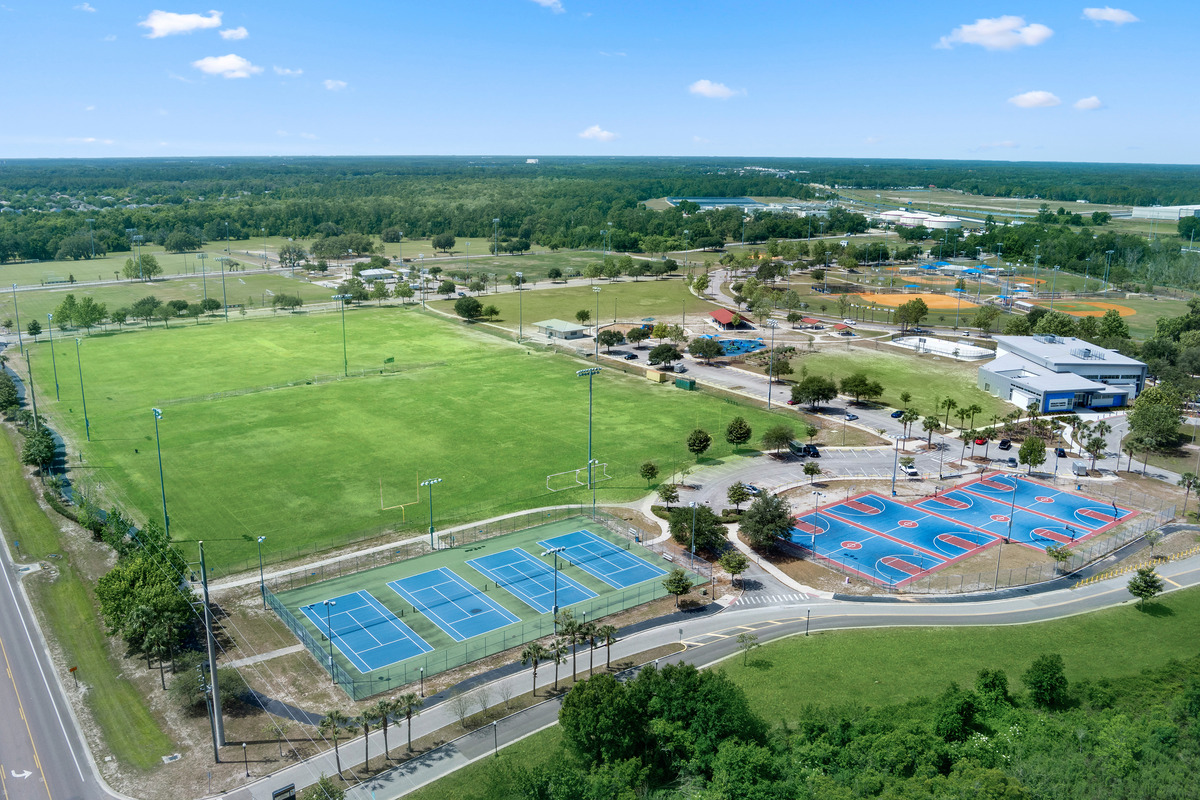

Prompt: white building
[
  {"left": 1131, "top": 205, "right": 1200, "bottom": 221},
  {"left": 977, "top": 334, "right": 1147, "bottom": 412}
]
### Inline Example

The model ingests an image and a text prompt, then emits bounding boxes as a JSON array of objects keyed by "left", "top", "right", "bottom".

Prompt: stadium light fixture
[
  {"left": 11, "top": 284, "right": 23, "bottom": 354},
  {"left": 577, "top": 368, "right": 602, "bottom": 519},
  {"left": 540, "top": 545, "right": 566, "bottom": 629},
  {"left": 332, "top": 294, "right": 352, "bottom": 376},
  {"left": 256, "top": 536, "right": 267, "bottom": 609},
  {"left": 153, "top": 408, "right": 169, "bottom": 540},
  {"left": 421, "top": 478, "right": 443, "bottom": 549}
]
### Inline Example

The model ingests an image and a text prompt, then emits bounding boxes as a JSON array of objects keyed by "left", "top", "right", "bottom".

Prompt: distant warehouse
[
  {"left": 1131, "top": 205, "right": 1200, "bottom": 221},
  {"left": 977, "top": 335, "right": 1147, "bottom": 413}
]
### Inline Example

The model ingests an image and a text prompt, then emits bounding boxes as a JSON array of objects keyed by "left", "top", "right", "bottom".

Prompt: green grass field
[
  {"left": 431, "top": 277, "right": 717, "bottom": 329},
  {"left": 275, "top": 517, "right": 687, "bottom": 691},
  {"left": 788, "top": 347, "right": 1013, "bottom": 421},
  {"left": 29, "top": 307, "right": 800, "bottom": 572}
]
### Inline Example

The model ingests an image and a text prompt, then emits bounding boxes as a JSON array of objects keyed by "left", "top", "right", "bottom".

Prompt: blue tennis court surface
[
  {"left": 788, "top": 474, "right": 1138, "bottom": 587},
  {"left": 467, "top": 548, "right": 597, "bottom": 613},
  {"left": 537, "top": 530, "right": 667, "bottom": 589},
  {"left": 300, "top": 591, "right": 432, "bottom": 673},
  {"left": 389, "top": 568, "right": 520, "bottom": 642}
]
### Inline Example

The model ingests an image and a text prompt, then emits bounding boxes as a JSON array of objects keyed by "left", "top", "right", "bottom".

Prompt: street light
[
  {"left": 323, "top": 599, "right": 336, "bottom": 682},
  {"left": 243, "top": 742, "right": 248, "bottom": 778},
  {"left": 515, "top": 272, "right": 524, "bottom": 342},
  {"left": 256, "top": 536, "right": 267, "bottom": 609},
  {"left": 1049, "top": 266, "right": 1061, "bottom": 312},
  {"left": 261, "top": 227, "right": 267, "bottom": 267},
  {"left": 11, "top": 284, "right": 22, "bottom": 352},
  {"left": 152, "top": 408, "right": 169, "bottom": 539},
  {"left": 764, "top": 320, "right": 778, "bottom": 409},
  {"left": 46, "top": 313, "right": 60, "bottom": 399},
  {"left": 890, "top": 434, "right": 900, "bottom": 497},
  {"left": 577, "top": 367, "right": 602, "bottom": 519},
  {"left": 75, "top": 338, "right": 90, "bottom": 441},
  {"left": 592, "top": 286, "right": 601, "bottom": 361},
  {"left": 493, "top": 218, "right": 500, "bottom": 257},
  {"left": 218, "top": 256, "right": 229, "bottom": 321},
  {"left": 994, "top": 476, "right": 1019, "bottom": 590},
  {"left": 688, "top": 501, "right": 697, "bottom": 568},
  {"left": 332, "top": 294, "right": 351, "bottom": 377},
  {"left": 811, "top": 491, "right": 826, "bottom": 557},
  {"left": 492, "top": 721, "right": 498, "bottom": 758},
  {"left": 197, "top": 252, "right": 208, "bottom": 302},
  {"left": 1104, "top": 249, "right": 1115, "bottom": 291},
  {"left": 541, "top": 545, "right": 565, "bottom": 627},
  {"left": 421, "top": 478, "right": 442, "bottom": 549}
]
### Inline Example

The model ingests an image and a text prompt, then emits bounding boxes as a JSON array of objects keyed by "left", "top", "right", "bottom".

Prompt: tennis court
[
  {"left": 538, "top": 529, "right": 668, "bottom": 589},
  {"left": 388, "top": 568, "right": 520, "bottom": 642},
  {"left": 299, "top": 591, "right": 432, "bottom": 673},
  {"left": 467, "top": 548, "right": 597, "bottom": 613}
]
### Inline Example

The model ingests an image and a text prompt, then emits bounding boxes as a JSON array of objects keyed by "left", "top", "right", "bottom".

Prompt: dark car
[
  {"left": 997, "top": 439, "right": 1012, "bottom": 450},
  {"left": 890, "top": 410, "right": 904, "bottom": 418},
  {"left": 623, "top": 352, "right": 638, "bottom": 360},
  {"left": 1056, "top": 447, "right": 1067, "bottom": 457},
  {"left": 805, "top": 444, "right": 821, "bottom": 458},
  {"left": 1007, "top": 457, "right": 1018, "bottom": 468}
]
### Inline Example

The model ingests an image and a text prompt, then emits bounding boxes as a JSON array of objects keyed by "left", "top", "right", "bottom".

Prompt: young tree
[
  {"left": 575, "top": 308, "right": 591, "bottom": 325},
  {"left": 689, "top": 336, "right": 724, "bottom": 363},
  {"left": 736, "top": 632, "right": 760, "bottom": 666},
  {"left": 1018, "top": 437, "right": 1046, "bottom": 474},
  {"left": 740, "top": 493, "right": 792, "bottom": 550},
  {"left": 760, "top": 424, "right": 794, "bottom": 455},
  {"left": 727, "top": 481, "right": 751, "bottom": 510},
  {"left": 26, "top": 319, "right": 41, "bottom": 341},
  {"left": 300, "top": 775, "right": 344, "bottom": 800},
  {"left": 804, "top": 461, "right": 822, "bottom": 484},
  {"left": 725, "top": 416, "right": 752, "bottom": 451},
  {"left": 1127, "top": 565, "right": 1165, "bottom": 608},
  {"left": 663, "top": 568, "right": 693, "bottom": 607},
  {"left": 899, "top": 391, "right": 913, "bottom": 408},
  {"left": 719, "top": 550, "right": 749, "bottom": 588},
  {"left": 686, "top": 428, "right": 712, "bottom": 459},
  {"left": 639, "top": 461, "right": 658, "bottom": 486},
  {"left": 369, "top": 280, "right": 391, "bottom": 305},
  {"left": 598, "top": 329, "right": 625, "bottom": 352},
  {"left": 1022, "top": 654, "right": 1068, "bottom": 710},
  {"left": 1045, "top": 544, "right": 1073, "bottom": 573},
  {"left": 657, "top": 483, "right": 679, "bottom": 508}
]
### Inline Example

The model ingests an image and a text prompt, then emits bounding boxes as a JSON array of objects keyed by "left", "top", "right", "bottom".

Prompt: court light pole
[
  {"left": 11, "top": 284, "right": 23, "bottom": 352},
  {"left": 493, "top": 218, "right": 500, "bottom": 257},
  {"left": 688, "top": 501, "right": 697, "bottom": 568},
  {"left": 421, "top": 478, "right": 442, "bottom": 549},
  {"left": 515, "top": 272, "right": 524, "bottom": 342},
  {"left": 153, "top": 408, "right": 169, "bottom": 539},
  {"left": 46, "top": 313, "right": 60, "bottom": 399},
  {"left": 1104, "top": 249, "right": 1114, "bottom": 290},
  {"left": 541, "top": 545, "right": 565, "bottom": 630},
  {"left": 332, "top": 294, "right": 351, "bottom": 376},
  {"left": 890, "top": 435, "right": 900, "bottom": 497},
  {"left": 811, "top": 491, "right": 826, "bottom": 557},
  {"left": 764, "top": 320, "right": 778, "bottom": 409},
  {"left": 323, "top": 600, "right": 336, "bottom": 682},
  {"left": 995, "top": 477, "right": 1018, "bottom": 590},
  {"left": 593, "top": 286, "right": 601, "bottom": 360},
  {"left": 256, "top": 536, "right": 266, "bottom": 609},
  {"left": 75, "top": 338, "right": 89, "bottom": 441},
  {"left": 1049, "top": 266, "right": 1061, "bottom": 312},
  {"left": 577, "top": 367, "right": 602, "bottom": 519},
  {"left": 197, "top": 252, "right": 208, "bottom": 302},
  {"left": 419, "top": 666, "right": 424, "bottom": 697},
  {"left": 219, "top": 256, "right": 229, "bottom": 321}
]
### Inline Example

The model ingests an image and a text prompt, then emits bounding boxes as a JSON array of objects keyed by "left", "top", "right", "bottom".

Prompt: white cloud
[
  {"left": 1074, "top": 95, "right": 1103, "bottom": 110},
  {"left": 191, "top": 54, "right": 262, "bottom": 79},
  {"left": 688, "top": 79, "right": 743, "bottom": 99},
  {"left": 1008, "top": 90, "right": 1061, "bottom": 108},
  {"left": 85, "top": 105, "right": 95, "bottom": 111},
  {"left": 139, "top": 9, "right": 222, "bottom": 38},
  {"left": 102, "top": 34, "right": 116, "bottom": 41},
  {"left": 692, "top": 135, "right": 711, "bottom": 144},
  {"left": 937, "top": 15, "right": 1053, "bottom": 50},
  {"left": 299, "top": 132, "right": 317, "bottom": 140},
  {"left": 220, "top": 26, "right": 248, "bottom": 40},
  {"left": 273, "top": 65, "right": 302, "bottom": 76},
  {"left": 979, "top": 140, "right": 1018, "bottom": 149},
  {"left": 74, "top": 2, "right": 95, "bottom": 11},
  {"left": 530, "top": 0, "right": 564, "bottom": 12},
  {"left": 865, "top": 136, "right": 883, "bottom": 145},
  {"left": 1083, "top": 7, "right": 1139, "bottom": 25},
  {"left": 599, "top": 51, "right": 626, "bottom": 57},
  {"left": 579, "top": 124, "right": 617, "bottom": 142},
  {"left": 323, "top": 79, "right": 347, "bottom": 91},
  {"left": 67, "top": 137, "right": 115, "bottom": 145}
]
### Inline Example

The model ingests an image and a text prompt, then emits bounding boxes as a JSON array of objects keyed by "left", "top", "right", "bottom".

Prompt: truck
[{"left": 1071, "top": 461, "right": 1089, "bottom": 477}]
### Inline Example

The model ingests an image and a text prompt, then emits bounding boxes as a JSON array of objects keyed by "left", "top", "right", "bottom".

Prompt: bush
[{"left": 170, "top": 652, "right": 255, "bottom": 713}]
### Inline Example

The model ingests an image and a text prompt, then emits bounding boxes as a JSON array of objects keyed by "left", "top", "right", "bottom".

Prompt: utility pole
[{"left": 199, "top": 542, "right": 225, "bottom": 747}]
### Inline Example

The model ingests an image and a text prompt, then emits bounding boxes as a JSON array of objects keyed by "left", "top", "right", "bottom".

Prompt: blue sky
[{"left": 1, "top": 1, "right": 1191, "bottom": 163}]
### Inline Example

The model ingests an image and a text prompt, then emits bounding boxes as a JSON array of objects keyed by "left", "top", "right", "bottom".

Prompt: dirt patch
[
  {"left": 854, "top": 292, "right": 981, "bottom": 311},
  {"left": 1054, "top": 301, "right": 1137, "bottom": 318}
]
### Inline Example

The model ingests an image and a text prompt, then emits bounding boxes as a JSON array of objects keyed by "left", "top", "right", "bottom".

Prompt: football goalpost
[
  {"left": 379, "top": 473, "right": 422, "bottom": 520},
  {"left": 546, "top": 462, "right": 613, "bottom": 492}
]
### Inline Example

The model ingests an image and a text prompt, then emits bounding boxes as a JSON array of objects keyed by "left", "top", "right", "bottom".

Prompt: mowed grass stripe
[{"left": 33, "top": 308, "right": 788, "bottom": 571}]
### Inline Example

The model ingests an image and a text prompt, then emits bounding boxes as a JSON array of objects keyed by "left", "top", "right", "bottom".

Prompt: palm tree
[
  {"left": 143, "top": 620, "right": 174, "bottom": 690},
  {"left": 520, "top": 642, "right": 550, "bottom": 696},
  {"left": 394, "top": 692, "right": 423, "bottom": 753},
  {"left": 368, "top": 699, "right": 394, "bottom": 760},
  {"left": 1026, "top": 401, "right": 1041, "bottom": 427},
  {"left": 964, "top": 403, "right": 983, "bottom": 429},
  {"left": 922, "top": 415, "right": 940, "bottom": 447},
  {"left": 319, "top": 709, "right": 351, "bottom": 775},
  {"left": 351, "top": 712, "right": 372, "bottom": 767},
  {"left": 941, "top": 398, "right": 958, "bottom": 430},
  {"left": 900, "top": 408, "right": 920, "bottom": 439},
  {"left": 955, "top": 408, "right": 971, "bottom": 431},
  {"left": 1179, "top": 472, "right": 1198, "bottom": 518},
  {"left": 580, "top": 621, "right": 598, "bottom": 676},
  {"left": 899, "top": 391, "right": 912, "bottom": 409},
  {"left": 598, "top": 625, "right": 619, "bottom": 670},
  {"left": 549, "top": 638, "right": 568, "bottom": 691},
  {"left": 557, "top": 611, "right": 582, "bottom": 679}
]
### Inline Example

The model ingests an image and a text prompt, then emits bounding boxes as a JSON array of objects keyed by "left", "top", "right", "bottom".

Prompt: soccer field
[{"left": 30, "top": 307, "right": 793, "bottom": 572}]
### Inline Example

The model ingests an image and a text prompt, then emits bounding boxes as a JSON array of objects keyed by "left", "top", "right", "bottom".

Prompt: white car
[
  {"left": 842, "top": 319, "right": 856, "bottom": 326},
  {"left": 901, "top": 465, "right": 919, "bottom": 478}
]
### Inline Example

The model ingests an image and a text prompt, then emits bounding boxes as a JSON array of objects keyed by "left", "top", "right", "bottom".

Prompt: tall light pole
[
  {"left": 688, "top": 501, "right": 697, "bottom": 568},
  {"left": 593, "top": 286, "right": 601, "bottom": 361},
  {"left": 890, "top": 435, "right": 900, "bottom": 497},
  {"left": 323, "top": 599, "right": 337, "bottom": 682},
  {"left": 811, "top": 491, "right": 825, "bottom": 557},
  {"left": 85, "top": 218, "right": 96, "bottom": 259},
  {"left": 125, "top": 228, "right": 137, "bottom": 277},
  {"left": 764, "top": 321, "right": 778, "bottom": 409},
  {"left": 261, "top": 227, "right": 267, "bottom": 267},
  {"left": 11, "top": 284, "right": 22, "bottom": 352},
  {"left": 493, "top": 218, "right": 500, "bottom": 257},
  {"left": 256, "top": 536, "right": 267, "bottom": 609},
  {"left": 332, "top": 294, "right": 351, "bottom": 376},
  {"left": 397, "top": 231, "right": 403, "bottom": 263},
  {"left": 577, "top": 367, "right": 602, "bottom": 519},
  {"left": 541, "top": 545, "right": 565, "bottom": 628},
  {"left": 1049, "top": 266, "right": 1060, "bottom": 312},
  {"left": 218, "top": 256, "right": 229, "bottom": 321},
  {"left": 46, "top": 314, "right": 60, "bottom": 399},
  {"left": 75, "top": 338, "right": 89, "bottom": 441},
  {"left": 421, "top": 478, "right": 442, "bottom": 549},
  {"left": 24, "top": 351, "right": 39, "bottom": 432},
  {"left": 152, "top": 408, "right": 169, "bottom": 539},
  {"left": 197, "top": 252, "right": 208, "bottom": 302},
  {"left": 682, "top": 229, "right": 689, "bottom": 269},
  {"left": 994, "top": 476, "right": 1018, "bottom": 590},
  {"left": 1104, "top": 249, "right": 1114, "bottom": 291},
  {"left": 464, "top": 240, "right": 470, "bottom": 282},
  {"left": 515, "top": 271, "right": 524, "bottom": 342},
  {"left": 953, "top": 288, "right": 965, "bottom": 329}
]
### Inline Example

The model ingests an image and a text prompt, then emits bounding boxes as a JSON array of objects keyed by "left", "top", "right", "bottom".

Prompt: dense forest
[{"left": 464, "top": 656, "right": 1200, "bottom": 800}]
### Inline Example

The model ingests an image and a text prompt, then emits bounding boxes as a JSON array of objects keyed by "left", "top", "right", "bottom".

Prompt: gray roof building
[{"left": 978, "top": 335, "right": 1146, "bottom": 413}]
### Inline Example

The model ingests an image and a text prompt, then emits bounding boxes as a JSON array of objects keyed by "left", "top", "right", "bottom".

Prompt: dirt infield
[
  {"left": 855, "top": 292, "right": 982, "bottom": 311},
  {"left": 1037, "top": 301, "right": 1136, "bottom": 317}
]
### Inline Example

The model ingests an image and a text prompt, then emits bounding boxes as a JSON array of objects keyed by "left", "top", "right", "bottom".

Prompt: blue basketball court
[
  {"left": 537, "top": 530, "right": 667, "bottom": 589},
  {"left": 789, "top": 474, "right": 1138, "bottom": 587},
  {"left": 467, "top": 548, "right": 597, "bottom": 614},
  {"left": 388, "top": 568, "right": 520, "bottom": 642},
  {"left": 299, "top": 591, "right": 432, "bottom": 673}
]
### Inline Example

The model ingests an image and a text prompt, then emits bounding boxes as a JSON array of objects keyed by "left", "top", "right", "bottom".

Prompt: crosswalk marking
[{"left": 733, "top": 593, "right": 809, "bottom": 605}]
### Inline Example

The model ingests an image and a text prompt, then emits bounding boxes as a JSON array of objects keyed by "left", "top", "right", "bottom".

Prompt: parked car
[
  {"left": 975, "top": 437, "right": 987, "bottom": 445},
  {"left": 890, "top": 410, "right": 904, "bottom": 418},
  {"left": 623, "top": 352, "right": 638, "bottom": 360},
  {"left": 842, "top": 319, "right": 856, "bottom": 326},
  {"left": 1007, "top": 457, "right": 1018, "bottom": 468},
  {"left": 997, "top": 439, "right": 1012, "bottom": 450},
  {"left": 673, "top": 364, "right": 687, "bottom": 373},
  {"left": 901, "top": 465, "right": 919, "bottom": 477},
  {"left": 805, "top": 444, "right": 821, "bottom": 458},
  {"left": 1056, "top": 447, "right": 1067, "bottom": 457},
  {"left": 787, "top": 398, "right": 800, "bottom": 405},
  {"left": 745, "top": 484, "right": 762, "bottom": 495},
  {"left": 845, "top": 413, "right": 859, "bottom": 421}
]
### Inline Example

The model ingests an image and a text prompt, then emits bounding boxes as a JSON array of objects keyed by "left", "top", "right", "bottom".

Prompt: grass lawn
[
  {"left": 788, "top": 346, "right": 1013, "bottom": 420},
  {"left": 430, "top": 277, "right": 718, "bottom": 328},
  {"left": 4, "top": 273, "right": 332, "bottom": 325},
  {"left": 1031, "top": 294, "right": 1191, "bottom": 340},
  {"left": 29, "top": 307, "right": 799, "bottom": 573},
  {"left": 0, "top": 427, "right": 171, "bottom": 771},
  {"left": 405, "top": 727, "right": 564, "bottom": 800}
]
